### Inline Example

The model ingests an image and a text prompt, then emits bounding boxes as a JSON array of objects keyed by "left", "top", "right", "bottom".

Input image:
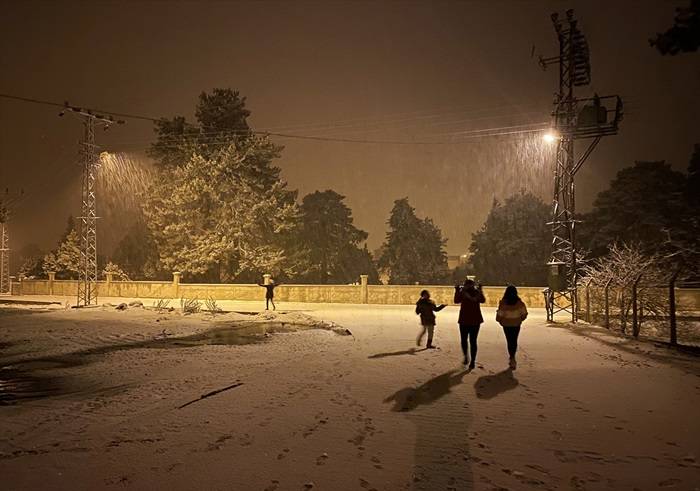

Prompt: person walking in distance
[
  {"left": 415, "top": 289, "right": 446, "bottom": 349},
  {"left": 496, "top": 285, "right": 528, "bottom": 370},
  {"left": 454, "top": 278, "right": 486, "bottom": 369},
  {"left": 258, "top": 278, "right": 280, "bottom": 311}
]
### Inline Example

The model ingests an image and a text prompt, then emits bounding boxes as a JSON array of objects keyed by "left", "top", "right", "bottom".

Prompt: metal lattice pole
[
  {"left": 0, "top": 219, "right": 9, "bottom": 295},
  {"left": 543, "top": 11, "right": 582, "bottom": 321},
  {"left": 77, "top": 115, "right": 99, "bottom": 307},
  {"left": 539, "top": 9, "right": 623, "bottom": 322},
  {"left": 0, "top": 194, "right": 22, "bottom": 296},
  {"left": 61, "top": 103, "right": 124, "bottom": 307}
]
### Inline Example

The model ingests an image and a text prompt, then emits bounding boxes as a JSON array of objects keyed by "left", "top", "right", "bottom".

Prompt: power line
[
  {"left": 0, "top": 93, "right": 154, "bottom": 122},
  {"left": 252, "top": 102, "right": 547, "bottom": 133},
  {"left": 107, "top": 118, "right": 551, "bottom": 147},
  {"left": 1, "top": 92, "right": 552, "bottom": 146},
  {"left": 105, "top": 128, "right": 549, "bottom": 152}
]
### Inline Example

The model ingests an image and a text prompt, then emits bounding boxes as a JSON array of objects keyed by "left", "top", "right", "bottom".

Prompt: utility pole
[
  {"left": 0, "top": 189, "right": 22, "bottom": 295},
  {"left": 60, "top": 103, "right": 123, "bottom": 307},
  {"left": 540, "top": 10, "right": 623, "bottom": 322},
  {"left": 0, "top": 203, "right": 9, "bottom": 295}
]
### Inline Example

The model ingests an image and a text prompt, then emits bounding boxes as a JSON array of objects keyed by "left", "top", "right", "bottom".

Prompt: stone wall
[
  {"left": 366, "top": 285, "right": 546, "bottom": 308},
  {"left": 10, "top": 273, "right": 700, "bottom": 310}
]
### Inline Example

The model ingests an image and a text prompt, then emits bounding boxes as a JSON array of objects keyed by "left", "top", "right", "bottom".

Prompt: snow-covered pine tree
[
  {"left": 379, "top": 198, "right": 448, "bottom": 285},
  {"left": 144, "top": 138, "right": 298, "bottom": 282}
]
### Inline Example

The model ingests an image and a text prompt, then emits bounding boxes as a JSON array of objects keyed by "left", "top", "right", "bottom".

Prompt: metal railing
[{"left": 578, "top": 273, "right": 699, "bottom": 347}]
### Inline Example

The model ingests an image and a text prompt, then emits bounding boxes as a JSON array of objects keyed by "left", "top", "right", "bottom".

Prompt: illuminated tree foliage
[
  {"left": 149, "top": 88, "right": 252, "bottom": 169},
  {"left": 468, "top": 192, "right": 550, "bottom": 286},
  {"left": 582, "top": 243, "right": 669, "bottom": 332},
  {"left": 102, "top": 261, "right": 131, "bottom": 281},
  {"left": 13, "top": 243, "right": 44, "bottom": 279},
  {"left": 41, "top": 217, "right": 81, "bottom": 279},
  {"left": 142, "top": 89, "right": 298, "bottom": 282},
  {"left": 111, "top": 220, "right": 164, "bottom": 280},
  {"left": 144, "top": 139, "right": 298, "bottom": 282},
  {"left": 291, "top": 190, "right": 377, "bottom": 284},
  {"left": 379, "top": 198, "right": 448, "bottom": 285}
]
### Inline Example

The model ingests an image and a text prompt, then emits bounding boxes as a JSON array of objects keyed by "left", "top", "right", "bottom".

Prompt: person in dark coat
[
  {"left": 257, "top": 279, "right": 280, "bottom": 310},
  {"left": 454, "top": 278, "right": 486, "bottom": 369},
  {"left": 415, "top": 289, "right": 446, "bottom": 349}
]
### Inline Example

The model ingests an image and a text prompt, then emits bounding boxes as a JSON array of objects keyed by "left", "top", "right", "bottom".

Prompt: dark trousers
[
  {"left": 502, "top": 325, "right": 521, "bottom": 358},
  {"left": 266, "top": 297, "right": 276, "bottom": 310},
  {"left": 458, "top": 324, "right": 480, "bottom": 362},
  {"left": 417, "top": 323, "right": 435, "bottom": 347}
]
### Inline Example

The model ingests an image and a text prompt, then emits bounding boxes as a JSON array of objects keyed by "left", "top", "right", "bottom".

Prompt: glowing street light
[{"left": 543, "top": 131, "right": 558, "bottom": 143}]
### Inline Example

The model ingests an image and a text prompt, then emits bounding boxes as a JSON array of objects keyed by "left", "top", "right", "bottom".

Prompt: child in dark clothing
[
  {"left": 257, "top": 279, "right": 280, "bottom": 310},
  {"left": 415, "top": 290, "right": 446, "bottom": 349}
]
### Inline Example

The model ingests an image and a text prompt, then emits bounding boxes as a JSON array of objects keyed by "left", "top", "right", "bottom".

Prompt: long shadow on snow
[
  {"left": 473, "top": 369, "right": 519, "bottom": 400},
  {"left": 368, "top": 347, "right": 429, "bottom": 359},
  {"left": 384, "top": 369, "right": 474, "bottom": 489}
]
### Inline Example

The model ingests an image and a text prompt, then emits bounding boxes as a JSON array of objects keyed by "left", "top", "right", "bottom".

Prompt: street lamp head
[{"left": 543, "top": 131, "right": 558, "bottom": 143}]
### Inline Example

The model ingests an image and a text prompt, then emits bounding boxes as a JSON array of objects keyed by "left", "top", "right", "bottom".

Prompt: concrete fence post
[
  {"left": 669, "top": 268, "right": 680, "bottom": 346},
  {"left": 172, "top": 272, "right": 181, "bottom": 298},
  {"left": 585, "top": 279, "right": 592, "bottom": 323},
  {"left": 360, "top": 274, "right": 368, "bottom": 304},
  {"left": 48, "top": 271, "right": 56, "bottom": 296},
  {"left": 632, "top": 273, "right": 643, "bottom": 338},
  {"left": 263, "top": 273, "right": 271, "bottom": 285},
  {"left": 604, "top": 278, "right": 612, "bottom": 329},
  {"left": 105, "top": 272, "right": 114, "bottom": 297}
]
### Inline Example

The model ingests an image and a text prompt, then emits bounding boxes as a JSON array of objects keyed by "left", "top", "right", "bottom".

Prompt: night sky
[{"left": 1, "top": 0, "right": 698, "bottom": 261}]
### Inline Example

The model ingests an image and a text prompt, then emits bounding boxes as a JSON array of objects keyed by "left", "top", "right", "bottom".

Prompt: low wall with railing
[
  {"left": 577, "top": 281, "right": 700, "bottom": 346},
  {"left": 12, "top": 275, "right": 700, "bottom": 322},
  {"left": 12, "top": 273, "right": 549, "bottom": 307}
]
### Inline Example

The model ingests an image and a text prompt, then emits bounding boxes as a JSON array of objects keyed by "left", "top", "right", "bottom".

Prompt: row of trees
[
  {"left": 13, "top": 89, "right": 446, "bottom": 284},
  {"left": 24, "top": 194, "right": 448, "bottom": 285},
  {"left": 139, "top": 90, "right": 455, "bottom": 285},
  {"left": 18, "top": 88, "right": 698, "bottom": 287},
  {"left": 17, "top": 215, "right": 130, "bottom": 281}
]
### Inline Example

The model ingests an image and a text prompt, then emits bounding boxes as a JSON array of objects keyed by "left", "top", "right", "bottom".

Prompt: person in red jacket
[{"left": 454, "top": 278, "right": 486, "bottom": 369}]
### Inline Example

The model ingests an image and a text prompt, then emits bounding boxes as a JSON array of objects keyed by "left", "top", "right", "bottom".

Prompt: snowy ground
[{"left": 0, "top": 297, "right": 698, "bottom": 491}]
